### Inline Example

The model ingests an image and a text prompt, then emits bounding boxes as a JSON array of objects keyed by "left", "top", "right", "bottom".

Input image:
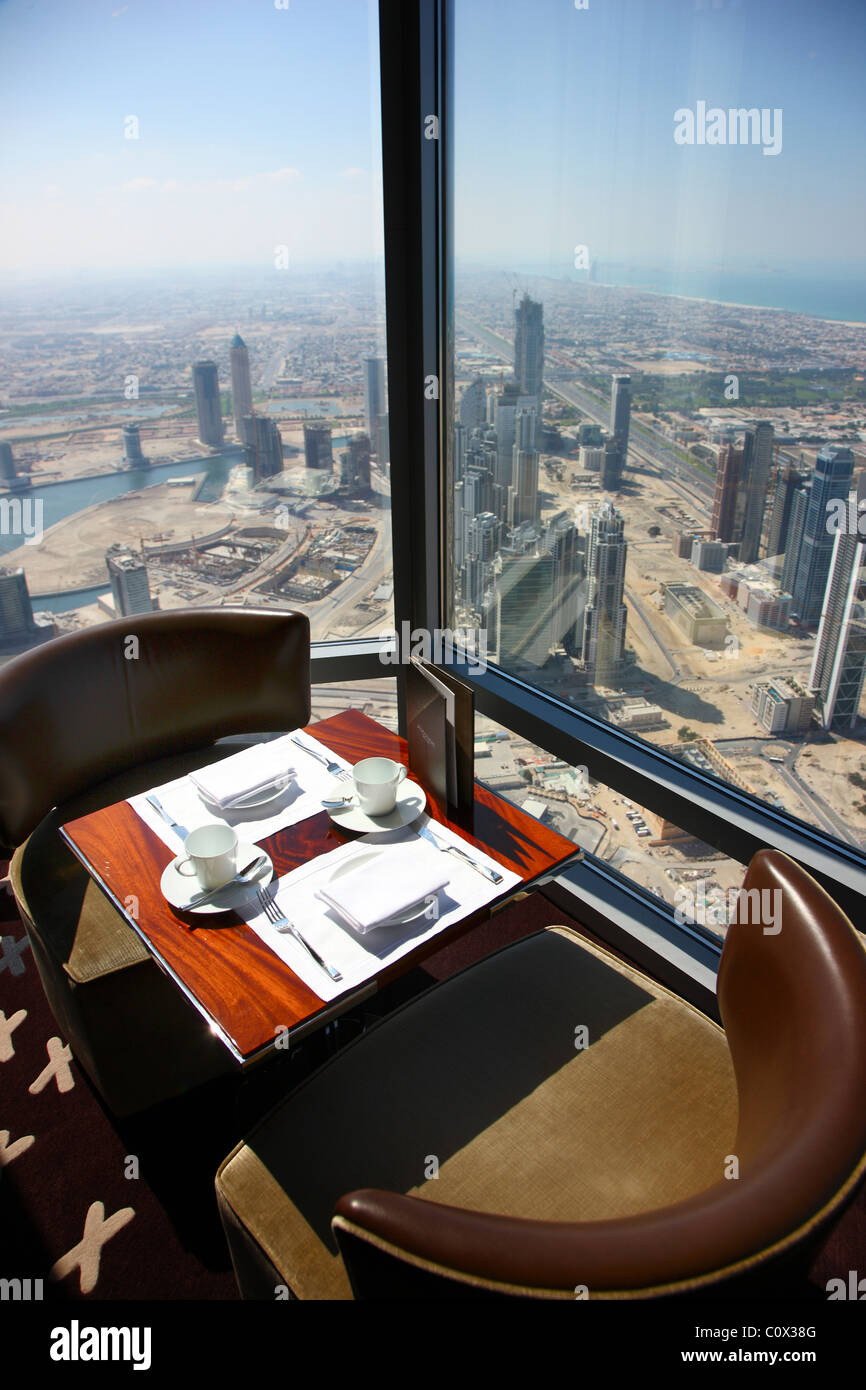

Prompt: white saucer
[
  {"left": 326, "top": 780, "right": 427, "bottom": 834},
  {"left": 161, "top": 842, "right": 274, "bottom": 915},
  {"left": 324, "top": 848, "right": 439, "bottom": 929}
]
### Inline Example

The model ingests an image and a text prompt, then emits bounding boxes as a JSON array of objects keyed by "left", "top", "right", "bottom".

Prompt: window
[
  {"left": 0, "top": 0, "right": 393, "bottom": 656},
  {"left": 437, "top": 0, "right": 866, "bottom": 931}
]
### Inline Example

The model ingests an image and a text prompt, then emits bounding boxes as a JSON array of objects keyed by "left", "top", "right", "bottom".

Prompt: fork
[
  {"left": 255, "top": 886, "right": 343, "bottom": 982},
  {"left": 290, "top": 736, "right": 353, "bottom": 784}
]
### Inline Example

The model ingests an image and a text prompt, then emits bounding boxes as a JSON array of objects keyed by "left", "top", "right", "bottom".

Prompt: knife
[
  {"left": 416, "top": 822, "right": 504, "bottom": 884},
  {"left": 146, "top": 793, "right": 188, "bottom": 841}
]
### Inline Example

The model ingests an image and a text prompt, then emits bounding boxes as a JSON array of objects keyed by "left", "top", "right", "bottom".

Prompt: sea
[
  {"left": 491, "top": 259, "right": 866, "bottom": 325},
  {"left": 592, "top": 265, "right": 866, "bottom": 325}
]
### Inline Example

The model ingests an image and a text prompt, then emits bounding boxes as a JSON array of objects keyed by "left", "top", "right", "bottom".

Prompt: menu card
[{"left": 405, "top": 657, "right": 474, "bottom": 817}]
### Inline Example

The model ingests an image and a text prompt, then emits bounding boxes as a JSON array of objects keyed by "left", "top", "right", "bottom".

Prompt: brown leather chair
[
  {"left": 1, "top": 607, "right": 310, "bottom": 1116},
  {"left": 215, "top": 848, "right": 866, "bottom": 1298}
]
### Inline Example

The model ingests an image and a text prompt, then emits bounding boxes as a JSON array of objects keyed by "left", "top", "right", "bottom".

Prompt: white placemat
[
  {"left": 128, "top": 730, "right": 351, "bottom": 853},
  {"left": 238, "top": 821, "right": 521, "bottom": 1003}
]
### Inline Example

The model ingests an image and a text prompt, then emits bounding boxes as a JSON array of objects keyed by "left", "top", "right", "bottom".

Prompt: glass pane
[
  {"left": 474, "top": 711, "right": 745, "bottom": 939},
  {"left": 0, "top": 0, "right": 391, "bottom": 656},
  {"left": 310, "top": 675, "right": 397, "bottom": 731},
  {"left": 447, "top": 0, "right": 866, "bottom": 861}
]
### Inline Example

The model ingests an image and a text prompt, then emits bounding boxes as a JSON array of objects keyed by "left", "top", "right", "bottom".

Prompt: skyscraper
[
  {"left": 0, "top": 443, "right": 17, "bottom": 482},
  {"left": 230, "top": 333, "right": 254, "bottom": 439},
  {"left": 711, "top": 442, "right": 743, "bottom": 543},
  {"left": 495, "top": 550, "right": 555, "bottom": 668},
  {"left": 364, "top": 357, "right": 386, "bottom": 457},
  {"left": 810, "top": 481, "right": 866, "bottom": 729},
  {"left": 508, "top": 406, "right": 539, "bottom": 527},
  {"left": 784, "top": 446, "right": 855, "bottom": 624},
  {"left": 463, "top": 511, "right": 502, "bottom": 614},
  {"left": 547, "top": 513, "right": 584, "bottom": 654},
  {"left": 0, "top": 565, "right": 37, "bottom": 645},
  {"left": 304, "top": 423, "right": 333, "bottom": 470},
  {"left": 243, "top": 415, "right": 284, "bottom": 482},
  {"left": 514, "top": 295, "right": 544, "bottom": 414},
  {"left": 492, "top": 378, "right": 529, "bottom": 482},
  {"left": 765, "top": 460, "right": 808, "bottom": 558},
  {"left": 459, "top": 376, "right": 487, "bottom": 431},
  {"left": 105, "top": 545, "right": 154, "bottom": 616},
  {"left": 122, "top": 424, "right": 145, "bottom": 466},
  {"left": 340, "top": 433, "right": 372, "bottom": 491},
  {"left": 192, "top": 362, "right": 224, "bottom": 447},
  {"left": 582, "top": 500, "right": 628, "bottom": 685},
  {"left": 609, "top": 375, "right": 632, "bottom": 469},
  {"left": 600, "top": 438, "right": 623, "bottom": 491},
  {"left": 736, "top": 421, "right": 774, "bottom": 563}
]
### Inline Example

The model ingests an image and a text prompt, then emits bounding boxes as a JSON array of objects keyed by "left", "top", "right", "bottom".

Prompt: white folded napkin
[
  {"left": 190, "top": 748, "right": 296, "bottom": 809},
  {"left": 314, "top": 846, "right": 450, "bottom": 934}
]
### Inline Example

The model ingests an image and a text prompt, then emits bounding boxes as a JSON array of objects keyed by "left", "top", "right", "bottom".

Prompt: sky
[
  {"left": 0, "top": 0, "right": 384, "bottom": 275},
  {"left": 453, "top": 0, "right": 866, "bottom": 275},
  {"left": 0, "top": 0, "right": 864, "bottom": 279}
]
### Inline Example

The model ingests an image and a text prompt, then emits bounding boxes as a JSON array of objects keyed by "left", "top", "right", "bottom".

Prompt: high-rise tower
[
  {"left": 243, "top": 415, "right": 283, "bottom": 482},
  {"left": 304, "top": 423, "right": 333, "bottom": 470},
  {"left": 192, "top": 362, "right": 224, "bottom": 447},
  {"left": 230, "top": 333, "right": 254, "bottom": 440},
  {"left": 0, "top": 443, "right": 17, "bottom": 482},
  {"left": 105, "top": 545, "right": 154, "bottom": 616},
  {"left": 765, "top": 460, "right": 808, "bottom": 559},
  {"left": 810, "top": 480, "right": 866, "bottom": 729},
  {"left": 459, "top": 376, "right": 487, "bottom": 431},
  {"left": 609, "top": 375, "right": 632, "bottom": 470},
  {"left": 711, "top": 442, "right": 743, "bottom": 543},
  {"left": 785, "top": 446, "right": 854, "bottom": 624},
  {"left": 514, "top": 295, "right": 544, "bottom": 415},
  {"left": 582, "top": 499, "right": 628, "bottom": 685},
  {"left": 736, "top": 421, "right": 774, "bottom": 563},
  {"left": 364, "top": 357, "right": 386, "bottom": 457}
]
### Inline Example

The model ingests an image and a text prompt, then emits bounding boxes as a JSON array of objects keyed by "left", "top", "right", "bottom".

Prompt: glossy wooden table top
[{"left": 60, "top": 708, "right": 579, "bottom": 1064}]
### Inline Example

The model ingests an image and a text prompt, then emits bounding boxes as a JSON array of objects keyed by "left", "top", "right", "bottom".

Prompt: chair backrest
[
  {"left": 716, "top": 846, "right": 866, "bottom": 1237},
  {"left": 0, "top": 606, "right": 310, "bottom": 848}
]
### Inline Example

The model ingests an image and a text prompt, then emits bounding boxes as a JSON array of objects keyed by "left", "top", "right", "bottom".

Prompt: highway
[{"left": 457, "top": 311, "right": 717, "bottom": 519}]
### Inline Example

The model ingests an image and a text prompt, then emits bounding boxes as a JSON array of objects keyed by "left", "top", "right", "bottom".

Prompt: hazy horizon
[{"left": 2, "top": 0, "right": 864, "bottom": 283}]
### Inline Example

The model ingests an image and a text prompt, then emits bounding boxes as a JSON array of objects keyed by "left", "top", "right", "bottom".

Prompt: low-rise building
[
  {"left": 662, "top": 583, "right": 729, "bottom": 648},
  {"left": 750, "top": 677, "right": 815, "bottom": 734}
]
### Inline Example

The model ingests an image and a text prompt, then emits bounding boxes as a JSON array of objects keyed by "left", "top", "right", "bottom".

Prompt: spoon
[{"left": 182, "top": 853, "right": 269, "bottom": 910}]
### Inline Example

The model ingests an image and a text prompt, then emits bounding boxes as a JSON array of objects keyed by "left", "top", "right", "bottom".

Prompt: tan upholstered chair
[
  {"left": 1, "top": 607, "right": 310, "bottom": 1116},
  {"left": 215, "top": 848, "right": 866, "bottom": 1298}
]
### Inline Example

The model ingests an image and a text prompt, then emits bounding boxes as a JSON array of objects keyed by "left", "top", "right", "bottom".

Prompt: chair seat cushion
[
  {"left": 216, "top": 925, "right": 738, "bottom": 1300},
  {"left": 12, "top": 743, "right": 252, "bottom": 984}
]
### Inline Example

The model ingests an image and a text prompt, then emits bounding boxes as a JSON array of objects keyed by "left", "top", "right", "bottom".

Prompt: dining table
[{"left": 59, "top": 707, "right": 583, "bottom": 1069}]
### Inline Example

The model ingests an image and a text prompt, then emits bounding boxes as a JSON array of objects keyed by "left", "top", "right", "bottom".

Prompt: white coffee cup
[
  {"left": 176, "top": 823, "right": 239, "bottom": 890},
  {"left": 352, "top": 757, "right": 408, "bottom": 816}
]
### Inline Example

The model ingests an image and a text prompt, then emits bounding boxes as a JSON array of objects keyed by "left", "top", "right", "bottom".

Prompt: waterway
[{"left": 0, "top": 450, "right": 243, "bottom": 613}]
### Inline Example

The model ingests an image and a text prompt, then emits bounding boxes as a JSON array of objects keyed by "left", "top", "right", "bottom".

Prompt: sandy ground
[{"left": 3, "top": 485, "right": 235, "bottom": 593}]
